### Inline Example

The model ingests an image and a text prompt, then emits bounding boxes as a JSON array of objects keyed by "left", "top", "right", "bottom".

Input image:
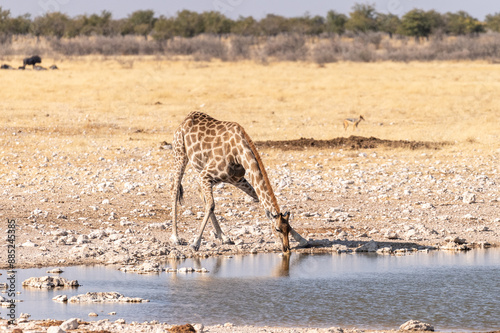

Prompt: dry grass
[{"left": 1, "top": 57, "right": 499, "bottom": 156}]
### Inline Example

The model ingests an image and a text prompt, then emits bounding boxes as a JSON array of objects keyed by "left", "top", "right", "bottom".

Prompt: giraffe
[
  {"left": 343, "top": 115, "right": 365, "bottom": 131},
  {"left": 170, "top": 111, "right": 308, "bottom": 254}
]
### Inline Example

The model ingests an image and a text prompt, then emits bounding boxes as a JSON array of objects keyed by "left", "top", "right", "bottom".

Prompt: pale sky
[{"left": 1, "top": 0, "right": 498, "bottom": 20}]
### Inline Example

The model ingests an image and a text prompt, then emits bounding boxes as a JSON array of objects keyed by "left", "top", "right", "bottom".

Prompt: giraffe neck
[{"left": 240, "top": 129, "right": 280, "bottom": 218}]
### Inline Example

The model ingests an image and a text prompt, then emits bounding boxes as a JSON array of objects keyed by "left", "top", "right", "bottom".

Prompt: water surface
[{"left": 2, "top": 250, "right": 499, "bottom": 331}]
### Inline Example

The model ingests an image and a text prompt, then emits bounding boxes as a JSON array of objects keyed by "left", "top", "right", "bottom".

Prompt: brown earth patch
[{"left": 255, "top": 136, "right": 451, "bottom": 150}]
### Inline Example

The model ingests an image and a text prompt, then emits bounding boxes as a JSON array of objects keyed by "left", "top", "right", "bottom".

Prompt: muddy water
[{"left": 3, "top": 250, "right": 499, "bottom": 331}]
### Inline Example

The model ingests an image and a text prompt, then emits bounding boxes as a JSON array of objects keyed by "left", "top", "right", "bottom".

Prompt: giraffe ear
[
  {"left": 283, "top": 211, "right": 291, "bottom": 221},
  {"left": 266, "top": 210, "right": 277, "bottom": 220}
]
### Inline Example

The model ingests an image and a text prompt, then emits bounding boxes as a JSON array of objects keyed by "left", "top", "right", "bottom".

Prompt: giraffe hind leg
[
  {"left": 191, "top": 176, "right": 215, "bottom": 251},
  {"left": 170, "top": 134, "right": 188, "bottom": 246}
]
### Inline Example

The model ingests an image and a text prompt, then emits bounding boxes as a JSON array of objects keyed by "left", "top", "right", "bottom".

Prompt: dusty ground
[
  {"left": 1, "top": 59, "right": 500, "bottom": 332},
  {"left": 1, "top": 135, "right": 499, "bottom": 270}
]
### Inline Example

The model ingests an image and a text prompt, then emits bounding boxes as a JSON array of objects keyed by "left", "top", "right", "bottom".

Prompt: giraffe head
[{"left": 272, "top": 211, "right": 292, "bottom": 254}]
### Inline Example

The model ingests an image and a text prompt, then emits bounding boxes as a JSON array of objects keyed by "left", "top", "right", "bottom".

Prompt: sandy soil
[
  {"left": 1, "top": 137, "right": 499, "bottom": 333},
  {"left": 1, "top": 136, "right": 498, "bottom": 269}
]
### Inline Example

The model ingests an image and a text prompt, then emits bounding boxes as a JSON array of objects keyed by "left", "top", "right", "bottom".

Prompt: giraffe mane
[{"left": 240, "top": 127, "right": 280, "bottom": 216}]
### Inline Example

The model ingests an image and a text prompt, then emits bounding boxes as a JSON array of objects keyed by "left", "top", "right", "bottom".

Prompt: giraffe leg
[
  {"left": 199, "top": 180, "right": 233, "bottom": 244},
  {"left": 191, "top": 177, "right": 215, "bottom": 251},
  {"left": 230, "top": 177, "right": 259, "bottom": 202},
  {"left": 209, "top": 212, "right": 233, "bottom": 244},
  {"left": 170, "top": 133, "right": 188, "bottom": 246}
]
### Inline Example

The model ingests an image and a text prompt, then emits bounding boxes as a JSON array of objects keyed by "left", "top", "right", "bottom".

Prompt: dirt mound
[{"left": 256, "top": 136, "right": 450, "bottom": 151}]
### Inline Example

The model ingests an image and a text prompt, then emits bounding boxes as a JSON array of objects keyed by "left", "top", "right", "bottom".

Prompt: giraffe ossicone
[{"left": 170, "top": 111, "right": 308, "bottom": 253}]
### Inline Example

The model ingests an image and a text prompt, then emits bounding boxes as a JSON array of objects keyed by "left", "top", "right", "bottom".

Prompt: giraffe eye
[{"left": 275, "top": 227, "right": 282, "bottom": 233}]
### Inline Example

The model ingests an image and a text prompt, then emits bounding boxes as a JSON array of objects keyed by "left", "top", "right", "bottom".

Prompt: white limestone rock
[{"left": 399, "top": 320, "right": 434, "bottom": 331}]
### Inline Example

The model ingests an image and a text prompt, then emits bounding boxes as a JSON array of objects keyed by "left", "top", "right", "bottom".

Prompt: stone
[
  {"left": 444, "top": 236, "right": 466, "bottom": 244},
  {"left": 21, "top": 240, "right": 38, "bottom": 247},
  {"left": 399, "top": 319, "right": 434, "bottom": 331},
  {"left": 384, "top": 231, "right": 399, "bottom": 239},
  {"left": 69, "top": 291, "right": 148, "bottom": 303},
  {"left": 169, "top": 324, "right": 196, "bottom": 332},
  {"left": 119, "top": 261, "right": 164, "bottom": 273},
  {"left": 46, "top": 268, "right": 64, "bottom": 274},
  {"left": 462, "top": 191, "right": 476, "bottom": 204},
  {"left": 53, "top": 295, "right": 68, "bottom": 303},
  {"left": 88, "top": 312, "right": 98, "bottom": 317},
  {"left": 47, "top": 326, "right": 66, "bottom": 333},
  {"left": 23, "top": 276, "right": 79, "bottom": 289},
  {"left": 60, "top": 318, "right": 79, "bottom": 330},
  {"left": 77, "top": 235, "right": 90, "bottom": 244}
]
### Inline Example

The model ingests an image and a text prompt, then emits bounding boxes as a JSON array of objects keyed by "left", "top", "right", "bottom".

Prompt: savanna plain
[{"left": 1, "top": 58, "right": 500, "bottom": 332}]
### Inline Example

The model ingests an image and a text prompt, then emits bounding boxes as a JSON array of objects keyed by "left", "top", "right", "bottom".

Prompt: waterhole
[{"left": 3, "top": 249, "right": 499, "bottom": 331}]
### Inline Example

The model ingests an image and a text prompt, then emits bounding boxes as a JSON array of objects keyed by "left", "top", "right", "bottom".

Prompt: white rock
[
  {"left": 53, "top": 295, "right": 68, "bottom": 303},
  {"left": 399, "top": 320, "right": 434, "bottom": 331},
  {"left": 462, "top": 191, "right": 476, "bottom": 204},
  {"left": 384, "top": 231, "right": 399, "bottom": 239},
  {"left": 182, "top": 209, "right": 194, "bottom": 216},
  {"left": 77, "top": 235, "right": 90, "bottom": 244},
  {"left": 21, "top": 240, "right": 38, "bottom": 247},
  {"left": 47, "top": 326, "right": 66, "bottom": 333},
  {"left": 61, "top": 318, "right": 79, "bottom": 330}
]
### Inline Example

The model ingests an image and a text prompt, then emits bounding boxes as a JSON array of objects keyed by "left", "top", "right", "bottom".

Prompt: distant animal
[
  {"left": 22, "top": 55, "right": 42, "bottom": 69},
  {"left": 49, "top": 65, "right": 58, "bottom": 70},
  {"left": 1, "top": 64, "right": 13, "bottom": 70},
  {"left": 34, "top": 66, "right": 47, "bottom": 71},
  {"left": 343, "top": 115, "right": 365, "bottom": 131}
]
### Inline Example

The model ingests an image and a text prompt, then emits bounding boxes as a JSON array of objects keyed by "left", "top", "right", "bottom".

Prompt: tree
[
  {"left": 152, "top": 16, "right": 176, "bottom": 40},
  {"left": 425, "top": 10, "right": 446, "bottom": 34},
  {"left": 75, "top": 11, "right": 113, "bottom": 37},
  {"left": 258, "top": 14, "right": 289, "bottom": 36},
  {"left": 174, "top": 10, "right": 204, "bottom": 37},
  {"left": 201, "top": 11, "right": 231, "bottom": 35},
  {"left": 376, "top": 13, "right": 400, "bottom": 38},
  {"left": 445, "top": 11, "right": 484, "bottom": 35},
  {"left": 345, "top": 3, "right": 378, "bottom": 33},
  {"left": 326, "top": 10, "right": 348, "bottom": 35},
  {"left": 399, "top": 9, "right": 432, "bottom": 40},
  {"left": 231, "top": 16, "right": 258, "bottom": 35},
  {"left": 31, "top": 12, "right": 71, "bottom": 38},
  {"left": 127, "top": 10, "right": 156, "bottom": 38},
  {"left": 485, "top": 12, "right": 500, "bottom": 32},
  {"left": 288, "top": 14, "right": 325, "bottom": 35}
]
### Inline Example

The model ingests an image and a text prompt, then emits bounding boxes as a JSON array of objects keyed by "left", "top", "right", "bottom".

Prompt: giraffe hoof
[
  {"left": 190, "top": 244, "right": 200, "bottom": 251},
  {"left": 221, "top": 237, "right": 234, "bottom": 245},
  {"left": 170, "top": 235, "right": 180, "bottom": 246}
]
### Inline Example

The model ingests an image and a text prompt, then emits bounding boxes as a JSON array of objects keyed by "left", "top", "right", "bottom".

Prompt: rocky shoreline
[
  {"left": 2, "top": 146, "right": 498, "bottom": 269},
  {"left": 1, "top": 145, "right": 499, "bottom": 332}
]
